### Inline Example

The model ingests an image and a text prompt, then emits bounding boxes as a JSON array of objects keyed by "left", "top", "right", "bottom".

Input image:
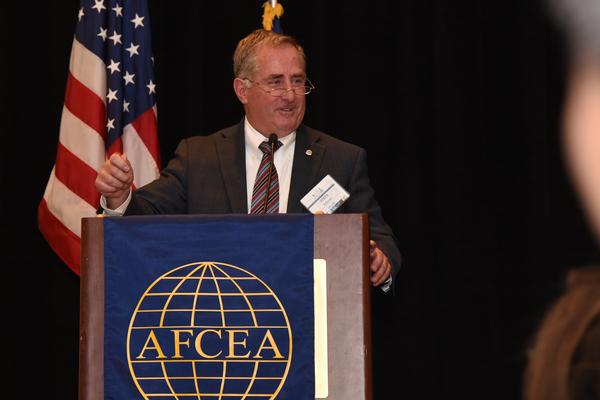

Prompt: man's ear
[{"left": 233, "top": 78, "right": 249, "bottom": 104}]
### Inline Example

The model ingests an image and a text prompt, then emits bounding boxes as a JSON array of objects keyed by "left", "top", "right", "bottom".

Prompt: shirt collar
[{"left": 244, "top": 117, "right": 296, "bottom": 157}]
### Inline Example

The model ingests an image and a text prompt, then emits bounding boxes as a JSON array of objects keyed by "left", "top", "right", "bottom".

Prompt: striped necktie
[{"left": 250, "top": 140, "right": 283, "bottom": 214}]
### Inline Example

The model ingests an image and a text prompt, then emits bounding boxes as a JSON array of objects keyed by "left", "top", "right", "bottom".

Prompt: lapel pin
[{"left": 305, "top": 149, "right": 313, "bottom": 156}]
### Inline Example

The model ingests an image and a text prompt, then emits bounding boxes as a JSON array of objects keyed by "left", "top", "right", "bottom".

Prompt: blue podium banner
[{"left": 103, "top": 215, "right": 315, "bottom": 400}]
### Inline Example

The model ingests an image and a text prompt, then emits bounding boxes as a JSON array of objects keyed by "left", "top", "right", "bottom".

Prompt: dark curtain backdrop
[{"left": 4, "top": 1, "right": 600, "bottom": 399}]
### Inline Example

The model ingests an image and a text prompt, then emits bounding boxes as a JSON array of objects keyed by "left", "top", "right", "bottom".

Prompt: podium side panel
[
  {"left": 314, "top": 214, "right": 372, "bottom": 400},
  {"left": 79, "top": 217, "right": 104, "bottom": 400}
]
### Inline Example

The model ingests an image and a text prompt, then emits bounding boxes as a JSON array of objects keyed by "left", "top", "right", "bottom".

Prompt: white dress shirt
[{"left": 244, "top": 117, "right": 296, "bottom": 213}]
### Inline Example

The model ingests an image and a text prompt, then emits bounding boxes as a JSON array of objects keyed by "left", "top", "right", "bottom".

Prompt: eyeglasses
[{"left": 245, "top": 78, "right": 316, "bottom": 97}]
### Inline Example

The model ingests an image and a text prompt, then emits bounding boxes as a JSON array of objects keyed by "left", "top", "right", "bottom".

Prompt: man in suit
[{"left": 95, "top": 29, "right": 400, "bottom": 290}]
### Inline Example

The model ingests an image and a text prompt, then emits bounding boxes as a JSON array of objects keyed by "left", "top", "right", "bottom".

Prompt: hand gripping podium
[{"left": 80, "top": 214, "right": 373, "bottom": 400}]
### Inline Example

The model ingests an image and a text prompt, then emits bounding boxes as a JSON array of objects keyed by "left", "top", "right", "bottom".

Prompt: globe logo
[{"left": 127, "top": 261, "right": 292, "bottom": 399}]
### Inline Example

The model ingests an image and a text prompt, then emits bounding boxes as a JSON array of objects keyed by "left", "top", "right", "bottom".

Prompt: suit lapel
[
  {"left": 216, "top": 123, "right": 248, "bottom": 213},
  {"left": 288, "top": 126, "right": 325, "bottom": 213}
]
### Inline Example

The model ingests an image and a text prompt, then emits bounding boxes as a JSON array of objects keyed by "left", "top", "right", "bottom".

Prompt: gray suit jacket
[{"left": 125, "top": 122, "right": 401, "bottom": 283}]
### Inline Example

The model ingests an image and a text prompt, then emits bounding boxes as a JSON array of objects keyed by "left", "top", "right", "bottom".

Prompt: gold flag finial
[{"left": 262, "top": 1, "right": 284, "bottom": 31}]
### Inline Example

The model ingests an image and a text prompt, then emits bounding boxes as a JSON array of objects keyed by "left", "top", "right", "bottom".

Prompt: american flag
[{"left": 38, "top": 0, "right": 160, "bottom": 275}]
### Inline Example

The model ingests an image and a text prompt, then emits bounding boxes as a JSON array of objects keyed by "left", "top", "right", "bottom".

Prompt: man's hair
[
  {"left": 233, "top": 29, "right": 306, "bottom": 78},
  {"left": 523, "top": 265, "right": 600, "bottom": 400},
  {"left": 549, "top": 0, "right": 600, "bottom": 61}
]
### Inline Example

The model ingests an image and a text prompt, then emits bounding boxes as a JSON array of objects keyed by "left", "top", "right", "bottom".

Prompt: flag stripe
[
  {"left": 42, "top": 167, "right": 97, "bottom": 237},
  {"left": 58, "top": 106, "right": 105, "bottom": 172},
  {"left": 54, "top": 143, "right": 101, "bottom": 208},
  {"left": 64, "top": 72, "right": 107, "bottom": 139},
  {"left": 38, "top": 199, "right": 82, "bottom": 275},
  {"left": 123, "top": 123, "right": 160, "bottom": 188},
  {"left": 131, "top": 107, "right": 160, "bottom": 167},
  {"left": 107, "top": 135, "right": 124, "bottom": 156},
  {"left": 69, "top": 38, "right": 106, "bottom": 101}
]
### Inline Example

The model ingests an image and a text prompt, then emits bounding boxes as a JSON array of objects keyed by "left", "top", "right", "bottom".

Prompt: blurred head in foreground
[{"left": 550, "top": 0, "right": 600, "bottom": 241}]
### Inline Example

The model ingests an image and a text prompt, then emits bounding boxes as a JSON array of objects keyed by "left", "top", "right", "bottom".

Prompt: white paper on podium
[{"left": 314, "top": 259, "right": 328, "bottom": 398}]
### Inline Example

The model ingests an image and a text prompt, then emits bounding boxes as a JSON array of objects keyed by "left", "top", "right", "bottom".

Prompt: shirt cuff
[
  {"left": 99, "top": 190, "right": 132, "bottom": 216},
  {"left": 380, "top": 275, "right": 393, "bottom": 293}
]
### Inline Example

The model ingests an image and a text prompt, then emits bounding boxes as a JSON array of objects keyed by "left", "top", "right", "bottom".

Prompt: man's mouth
[{"left": 277, "top": 107, "right": 295, "bottom": 114}]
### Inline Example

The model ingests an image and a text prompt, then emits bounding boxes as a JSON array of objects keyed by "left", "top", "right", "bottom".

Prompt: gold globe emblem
[{"left": 127, "top": 261, "right": 292, "bottom": 399}]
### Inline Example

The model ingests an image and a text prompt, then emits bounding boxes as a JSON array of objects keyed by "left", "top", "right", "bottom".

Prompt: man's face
[{"left": 236, "top": 44, "right": 306, "bottom": 138}]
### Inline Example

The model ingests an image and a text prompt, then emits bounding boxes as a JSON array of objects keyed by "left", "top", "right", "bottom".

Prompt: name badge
[{"left": 301, "top": 174, "right": 350, "bottom": 214}]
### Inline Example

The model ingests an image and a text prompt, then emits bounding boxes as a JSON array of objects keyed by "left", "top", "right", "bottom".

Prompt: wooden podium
[{"left": 80, "top": 214, "right": 372, "bottom": 399}]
